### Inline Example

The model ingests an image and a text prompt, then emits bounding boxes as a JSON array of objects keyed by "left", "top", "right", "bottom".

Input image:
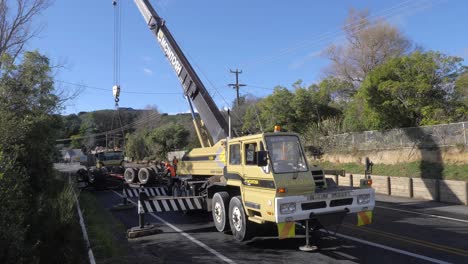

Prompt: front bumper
[{"left": 275, "top": 188, "right": 375, "bottom": 223}]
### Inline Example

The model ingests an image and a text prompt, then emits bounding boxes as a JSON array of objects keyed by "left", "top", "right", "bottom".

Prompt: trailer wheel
[
  {"left": 124, "top": 168, "right": 137, "bottom": 184},
  {"left": 138, "top": 167, "right": 152, "bottom": 185},
  {"left": 229, "top": 196, "right": 254, "bottom": 241},
  {"left": 212, "top": 192, "right": 230, "bottom": 232}
]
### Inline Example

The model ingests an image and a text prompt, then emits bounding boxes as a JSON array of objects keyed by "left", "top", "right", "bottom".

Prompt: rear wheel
[
  {"left": 124, "top": 168, "right": 137, "bottom": 184},
  {"left": 212, "top": 192, "right": 230, "bottom": 232},
  {"left": 138, "top": 167, "right": 152, "bottom": 185},
  {"left": 229, "top": 196, "right": 254, "bottom": 241}
]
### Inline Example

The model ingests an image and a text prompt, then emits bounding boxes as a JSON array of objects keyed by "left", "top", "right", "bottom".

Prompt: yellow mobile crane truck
[{"left": 129, "top": 0, "right": 375, "bottom": 247}]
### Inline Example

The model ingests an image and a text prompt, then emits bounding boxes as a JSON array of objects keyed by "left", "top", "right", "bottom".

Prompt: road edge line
[{"left": 69, "top": 172, "right": 96, "bottom": 264}]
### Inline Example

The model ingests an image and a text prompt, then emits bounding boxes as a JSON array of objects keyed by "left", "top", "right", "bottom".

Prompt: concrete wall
[
  {"left": 440, "top": 180, "right": 468, "bottom": 204},
  {"left": 412, "top": 178, "right": 438, "bottom": 200},
  {"left": 325, "top": 173, "right": 468, "bottom": 205}
]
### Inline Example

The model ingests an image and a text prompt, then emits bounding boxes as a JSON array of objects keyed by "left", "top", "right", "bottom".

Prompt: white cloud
[{"left": 143, "top": 68, "right": 153, "bottom": 75}]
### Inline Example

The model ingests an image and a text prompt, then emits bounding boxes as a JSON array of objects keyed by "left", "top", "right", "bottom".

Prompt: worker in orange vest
[{"left": 164, "top": 161, "right": 176, "bottom": 177}]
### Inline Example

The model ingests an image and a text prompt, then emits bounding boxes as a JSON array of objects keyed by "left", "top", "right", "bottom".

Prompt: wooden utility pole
[{"left": 228, "top": 69, "right": 246, "bottom": 106}]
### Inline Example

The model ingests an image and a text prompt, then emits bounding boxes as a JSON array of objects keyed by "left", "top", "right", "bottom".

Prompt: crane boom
[{"left": 134, "top": 0, "right": 229, "bottom": 143}]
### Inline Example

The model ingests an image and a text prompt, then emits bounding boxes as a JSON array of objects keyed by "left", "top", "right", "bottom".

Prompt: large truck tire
[
  {"left": 124, "top": 168, "right": 138, "bottom": 184},
  {"left": 138, "top": 167, "right": 154, "bottom": 185},
  {"left": 229, "top": 196, "right": 254, "bottom": 241},
  {"left": 212, "top": 192, "right": 230, "bottom": 232}
]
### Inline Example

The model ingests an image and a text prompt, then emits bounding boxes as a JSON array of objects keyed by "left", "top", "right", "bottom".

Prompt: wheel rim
[
  {"left": 140, "top": 171, "right": 148, "bottom": 182},
  {"left": 232, "top": 206, "right": 242, "bottom": 232},
  {"left": 214, "top": 202, "right": 222, "bottom": 223}
]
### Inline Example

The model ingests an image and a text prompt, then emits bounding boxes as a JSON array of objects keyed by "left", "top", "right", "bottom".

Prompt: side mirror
[{"left": 256, "top": 150, "right": 268, "bottom": 167}]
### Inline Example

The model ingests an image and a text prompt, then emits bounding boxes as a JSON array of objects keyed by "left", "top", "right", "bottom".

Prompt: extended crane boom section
[{"left": 134, "top": 0, "right": 229, "bottom": 143}]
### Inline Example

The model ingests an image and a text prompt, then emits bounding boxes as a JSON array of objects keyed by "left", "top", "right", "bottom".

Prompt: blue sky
[{"left": 28, "top": 0, "right": 468, "bottom": 115}]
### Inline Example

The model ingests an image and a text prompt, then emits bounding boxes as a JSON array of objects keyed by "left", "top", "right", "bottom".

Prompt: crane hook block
[{"left": 112, "top": 85, "right": 121, "bottom": 99}]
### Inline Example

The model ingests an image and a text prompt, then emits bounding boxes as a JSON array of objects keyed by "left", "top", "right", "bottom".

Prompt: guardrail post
[
  {"left": 465, "top": 181, "right": 468, "bottom": 205},
  {"left": 387, "top": 176, "right": 391, "bottom": 196},
  {"left": 463, "top": 122, "right": 467, "bottom": 145},
  {"left": 349, "top": 174, "right": 353, "bottom": 187},
  {"left": 435, "top": 179, "right": 440, "bottom": 202},
  {"left": 335, "top": 174, "right": 339, "bottom": 185},
  {"left": 409, "top": 177, "right": 413, "bottom": 198}
]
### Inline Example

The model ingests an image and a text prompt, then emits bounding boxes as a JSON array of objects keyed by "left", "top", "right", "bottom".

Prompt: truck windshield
[{"left": 265, "top": 135, "right": 308, "bottom": 173}]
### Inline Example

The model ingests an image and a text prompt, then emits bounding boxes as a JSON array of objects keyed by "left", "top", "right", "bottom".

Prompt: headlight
[
  {"left": 280, "top": 202, "right": 296, "bottom": 214},
  {"left": 357, "top": 194, "right": 371, "bottom": 205}
]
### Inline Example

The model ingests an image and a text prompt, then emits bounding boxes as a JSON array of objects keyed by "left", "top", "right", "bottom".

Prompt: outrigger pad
[
  {"left": 110, "top": 203, "right": 135, "bottom": 211},
  {"left": 127, "top": 225, "right": 161, "bottom": 239}
]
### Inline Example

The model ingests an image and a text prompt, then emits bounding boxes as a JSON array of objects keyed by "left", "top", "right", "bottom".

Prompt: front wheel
[
  {"left": 228, "top": 196, "right": 254, "bottom": 241},
  {"left": 212, "top": 192, "right": 230, "bottom": 232}
]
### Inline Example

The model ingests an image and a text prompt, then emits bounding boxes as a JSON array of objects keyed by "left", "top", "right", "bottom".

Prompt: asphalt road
[{"left": 88, "top": 188, "right": 468, "bottom": 264}]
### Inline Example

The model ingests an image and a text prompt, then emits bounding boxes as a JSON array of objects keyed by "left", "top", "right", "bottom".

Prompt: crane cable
[{"left": 109, "top": 0, "right": 125, "bottom": 152}]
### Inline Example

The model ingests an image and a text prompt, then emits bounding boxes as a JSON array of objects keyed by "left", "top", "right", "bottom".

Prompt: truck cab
[{"left": 225, "top": 132, "right": 375, "bottom": 225}]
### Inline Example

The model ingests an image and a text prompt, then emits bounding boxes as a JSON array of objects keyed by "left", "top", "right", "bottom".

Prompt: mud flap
[
  {"left": 277, "top": 222, "right": 296, "bottom": 239},
  {"left": 357, "top": 210, "right": 373, "bottom": 226}
]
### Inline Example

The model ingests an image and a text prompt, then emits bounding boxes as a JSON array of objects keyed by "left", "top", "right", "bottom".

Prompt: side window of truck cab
[
  {"left": 244, "top": 143, "right": 257, "bottom": 165},
  {"left": 229, "top": 144, "right": 241, "bottom": 165}
]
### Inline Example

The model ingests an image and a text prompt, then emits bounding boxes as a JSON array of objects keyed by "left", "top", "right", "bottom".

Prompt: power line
[
  {"left": 56, "top": 80, "right": 182, "bottom": 95},
  {"left": 240, "top": 0, "right": 441, "bottom": 69},
  {"left": 247, "top": 84, "right": 276, "bottom": 91}
]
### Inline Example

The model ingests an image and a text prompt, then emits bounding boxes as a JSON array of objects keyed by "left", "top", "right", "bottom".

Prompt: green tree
[
  {"left": 125, "top": 132, "right": 150, "bottom": 161},
  {"left": 351, "top": 51, "right": 466, "bottom": 130},
  {"left": 0, "top": 51, "right": 81, "bottom": 263},
  {"left": 148, "top": 124, "right": 189, "bottom": 160},
  {"left": 242, "top": 86, "right": 295, "bottom": 133},
  {"left": 455, "top": 70, "right": 468, "bottom": 106}
]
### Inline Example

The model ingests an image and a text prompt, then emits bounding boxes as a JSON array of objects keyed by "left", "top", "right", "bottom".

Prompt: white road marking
[
  {"left": 330, "top": 231, "right": 451, "bottom": 264},
  {"left": 376, "top": 205, "right": 468, "bottom": 223},
  {"left": 112, "top": 191, "right": 236, "bottom": 264}
]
